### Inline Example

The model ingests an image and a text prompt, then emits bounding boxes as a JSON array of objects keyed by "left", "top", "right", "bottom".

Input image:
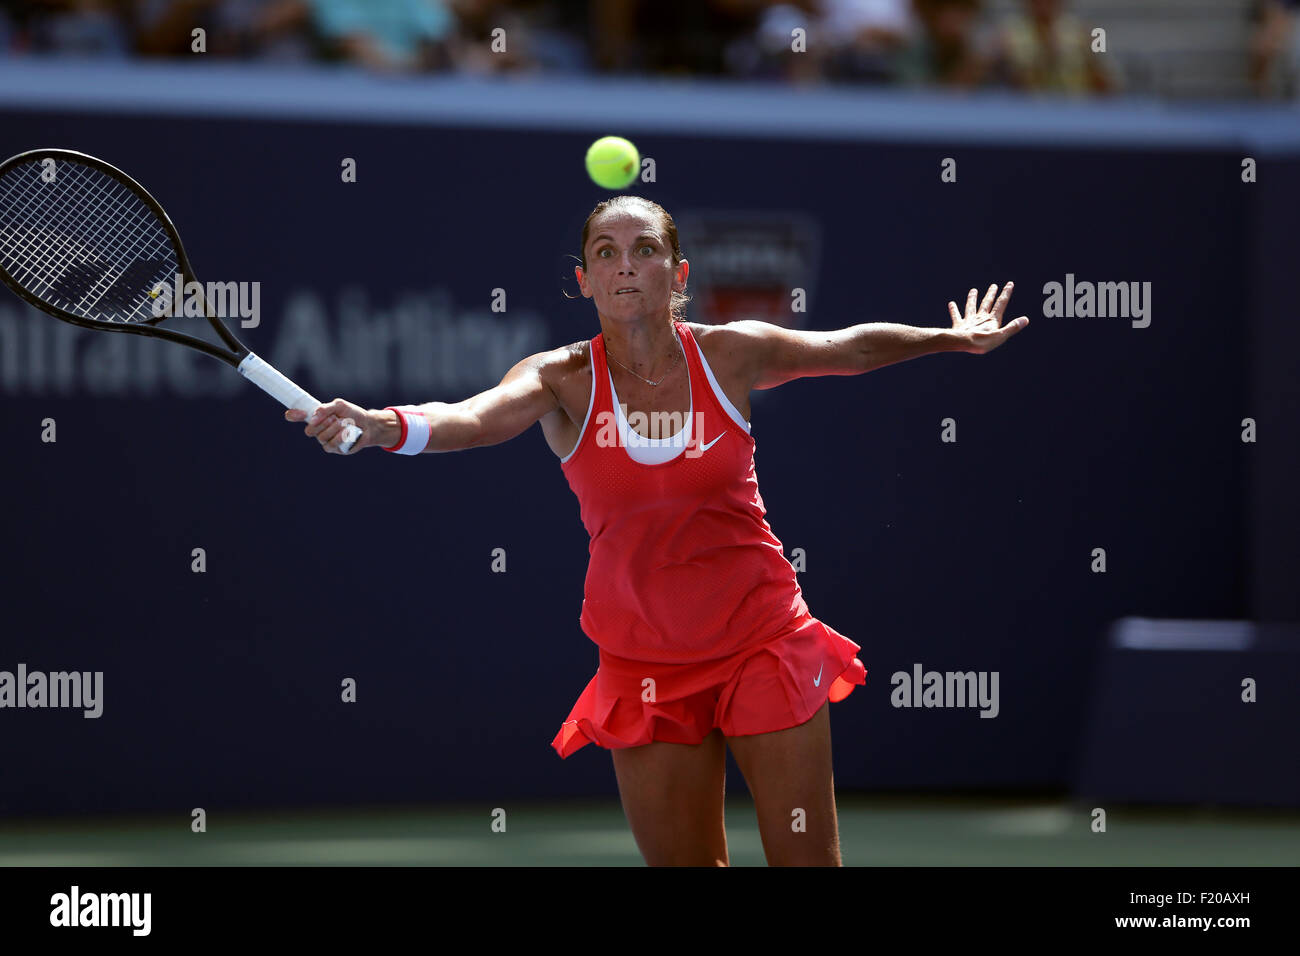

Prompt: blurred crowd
[{"left": 0, "top": 0, "right": 1297, "bottom": 98}]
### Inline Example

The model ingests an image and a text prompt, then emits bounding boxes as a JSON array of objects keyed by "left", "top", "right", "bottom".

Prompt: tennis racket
[{"left": 0, "top": 148, "right": 361, "bottom": 452}]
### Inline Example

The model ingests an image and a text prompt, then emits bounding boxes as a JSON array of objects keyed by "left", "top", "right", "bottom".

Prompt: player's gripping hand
[{"left": 285, "top": 398, "right": 382, "bottom": 455}]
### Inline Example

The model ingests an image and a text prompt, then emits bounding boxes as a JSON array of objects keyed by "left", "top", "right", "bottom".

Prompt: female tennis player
[{"left": 287, "top": 195, "right": 1028, "bottom": 866}]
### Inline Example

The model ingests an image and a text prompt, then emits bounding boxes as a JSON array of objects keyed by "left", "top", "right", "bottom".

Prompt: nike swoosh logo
[
  {"left": 699, "top": 434, "right": 724, "bottom": 452},
  {"left": 813, "top": 661, "right": 824, "bottom": 687}
]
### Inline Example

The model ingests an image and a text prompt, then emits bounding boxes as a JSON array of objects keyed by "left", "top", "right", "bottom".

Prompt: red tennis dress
[{"left": 551, "top": 320, "right": 866, "bottom": 757}]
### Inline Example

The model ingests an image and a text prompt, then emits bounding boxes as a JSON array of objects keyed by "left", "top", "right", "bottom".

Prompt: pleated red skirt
[{"left": 552, "top": 608, "right": 866, "bottom": 758}]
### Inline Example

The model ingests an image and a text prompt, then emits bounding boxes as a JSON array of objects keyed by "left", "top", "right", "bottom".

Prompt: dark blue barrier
[
  {"left": 1074, "top": 620, "right": 1300, "bottom": 808},
  {"left": 0, "top": 67, "right": 1292, "bottom": 814}
]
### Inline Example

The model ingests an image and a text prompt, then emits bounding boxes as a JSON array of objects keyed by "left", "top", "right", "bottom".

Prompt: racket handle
[{"left": 237, "top": 352, "right": 361, "bottom": 454}]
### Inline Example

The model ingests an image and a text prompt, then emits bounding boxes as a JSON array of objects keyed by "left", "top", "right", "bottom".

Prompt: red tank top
[{"left": 560, "top": 321, "right": 808, "bottom": 664}]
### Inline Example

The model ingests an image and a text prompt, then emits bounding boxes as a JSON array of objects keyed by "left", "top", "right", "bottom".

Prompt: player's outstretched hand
[
  {"left": 285, "top": 398, "right": 375, "bottom": 455},
  {"left": 948, "top": 282, "right": 1030, "bottom": 354}
]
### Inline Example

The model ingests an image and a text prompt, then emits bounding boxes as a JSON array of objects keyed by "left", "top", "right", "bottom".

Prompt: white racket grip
[{"left": 237, "top": 352, "right": 361, "bottom": 453}]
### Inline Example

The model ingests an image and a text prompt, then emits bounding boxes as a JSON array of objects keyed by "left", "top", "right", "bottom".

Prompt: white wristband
[{"left": 384, "top": 406, "right": 430, "bottom": 455}]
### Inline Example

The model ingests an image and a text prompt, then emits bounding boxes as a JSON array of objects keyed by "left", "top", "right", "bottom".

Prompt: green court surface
[{"left": 1, "top": 795, "right": 1296, "bottom": 866}]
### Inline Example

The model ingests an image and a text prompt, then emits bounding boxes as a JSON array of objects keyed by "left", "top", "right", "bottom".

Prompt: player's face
[{"left": 578, "top": 211, "right": 687, "bottom": 321}]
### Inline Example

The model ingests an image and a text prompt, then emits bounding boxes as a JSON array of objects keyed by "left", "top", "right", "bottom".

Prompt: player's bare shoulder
[
  {"left": 537, "top": 339, "right": 593, "bottom": 429},
  {"left": 547, "top": 339, "right": 593, "bottom": 394},
  {"left": 686, "top": 321, "right": 765, "bottom": 394}
]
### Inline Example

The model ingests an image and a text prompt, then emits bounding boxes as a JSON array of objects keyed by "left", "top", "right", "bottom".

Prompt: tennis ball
[{"left": 585, "top": 136, "right": 640, "bottom": 190}]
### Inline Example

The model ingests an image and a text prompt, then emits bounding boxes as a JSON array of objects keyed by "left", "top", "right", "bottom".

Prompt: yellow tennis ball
[{"left": 585, "top": 136, "right": 640, "bottom": 190}]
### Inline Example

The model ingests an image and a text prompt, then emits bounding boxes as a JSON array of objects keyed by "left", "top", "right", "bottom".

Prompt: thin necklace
[{"left": 607, "top": 327, "right": 682, "bottom": 387}]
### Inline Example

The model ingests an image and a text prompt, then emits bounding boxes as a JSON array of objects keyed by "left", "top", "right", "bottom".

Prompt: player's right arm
[{"left": 288, "top": 351, "right": 563, "bottom": 454}]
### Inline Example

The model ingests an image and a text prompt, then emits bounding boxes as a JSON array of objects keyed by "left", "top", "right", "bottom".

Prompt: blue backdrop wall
[{"left": 0, "top": 77, "right": 1292, "bottom": 814}]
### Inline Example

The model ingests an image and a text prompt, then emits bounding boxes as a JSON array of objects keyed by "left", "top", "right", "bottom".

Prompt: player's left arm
[{"left": 724, "top": 281, "right": 1029, "bottom": 390}]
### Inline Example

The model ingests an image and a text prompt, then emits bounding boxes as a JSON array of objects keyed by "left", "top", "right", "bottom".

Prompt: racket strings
[
  {"left": 10, "top": 163, "right": 175, "bottom": 321},
  {"left": 0, "top": 165, "right": 152, "bottom": 319},
  {"left": 0, "top": 159, "right": 179, "bottom": 325},
  {"left": 28, "top": 172, "right": 142, "bottom": 305},
  {"left": 0, "top": 163, "right": 163, "bottom": 315}
]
